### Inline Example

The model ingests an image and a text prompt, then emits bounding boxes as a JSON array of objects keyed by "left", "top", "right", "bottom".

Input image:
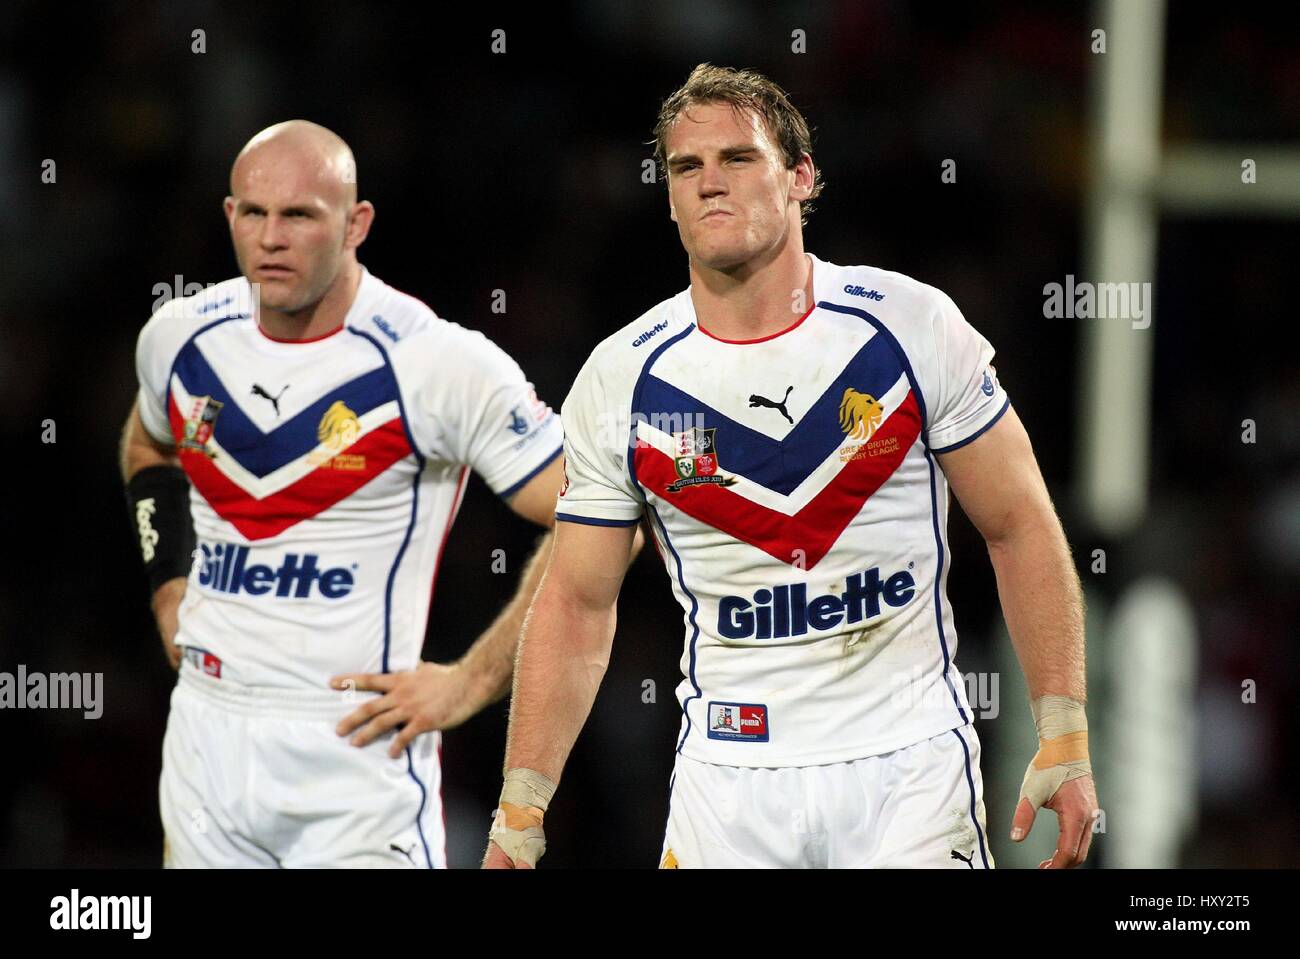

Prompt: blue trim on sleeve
[
  {"left": 499, "top": 444, "right": 563, "bottom": 500},
  {"left": 930, "top": 396, "right": 1011, "bottom": 455},
  {"left": 555, "top": 512, "right": 641, "bottom": 528}
]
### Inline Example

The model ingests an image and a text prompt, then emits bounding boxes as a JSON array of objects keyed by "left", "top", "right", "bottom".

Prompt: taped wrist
[
  {"left": 1019, "top": 695, "right": 1091, "bottom": 810},
  {"left": 489, "top": 768, "right": 557, "bottom": 867},
  {"left": 126, "top": 465, "right": 196, "bottom": 592}
]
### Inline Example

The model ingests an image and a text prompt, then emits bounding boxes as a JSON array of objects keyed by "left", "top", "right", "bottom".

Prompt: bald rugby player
[{"left": 121, "top": 121, "right": 570, "bottom": 867}]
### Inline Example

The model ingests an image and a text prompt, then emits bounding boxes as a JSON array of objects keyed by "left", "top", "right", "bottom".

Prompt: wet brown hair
[{"left": 652, "top": 63, "right": 823, "bottom": 223}]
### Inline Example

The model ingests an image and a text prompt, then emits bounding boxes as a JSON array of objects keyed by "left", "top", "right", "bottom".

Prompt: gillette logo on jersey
[
  {"left": 196, "top": 543, "right": 355, "bottom": 598},
  {"left": 718, "top": 565, "right": 916, "bottom": 640}
]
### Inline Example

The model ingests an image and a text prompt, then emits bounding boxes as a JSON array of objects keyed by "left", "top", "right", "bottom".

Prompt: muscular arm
[
  {"left": 479, "top": 517, "right": 637, "bottom": 867},
  {"left": 936, "top": 407, "right": 1085, "bottom": 700},
  {"left": 938, "top": 406, "right": 1097, "bottom": 868},
  {"left": 504, "top": 518, "right": 637, "bottom": 782}
]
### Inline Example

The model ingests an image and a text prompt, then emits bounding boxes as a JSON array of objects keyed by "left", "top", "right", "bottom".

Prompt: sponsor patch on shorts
[
  {"left": 183, "top": 646, "right": 223, "bottom": 679},
  {"left": 706, "top": 701, "right": 768, "bottom": 742}
]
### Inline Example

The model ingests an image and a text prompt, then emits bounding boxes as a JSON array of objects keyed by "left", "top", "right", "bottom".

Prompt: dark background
[{"left": 1, "top": 0, "right": 1296, "bottom": 867}]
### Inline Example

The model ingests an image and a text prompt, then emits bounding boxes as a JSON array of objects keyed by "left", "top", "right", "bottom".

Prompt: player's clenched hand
[
  {"left": 330, "top": 662, "right": 476, "bottom": 758},
  {"left": 151, "top": 577, "right": 187, "bottom": 670}
]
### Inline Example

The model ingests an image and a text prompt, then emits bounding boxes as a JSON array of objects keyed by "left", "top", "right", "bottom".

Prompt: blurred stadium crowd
[{"left": 0, "top": 1, "right": 1295, "bottom": 866}]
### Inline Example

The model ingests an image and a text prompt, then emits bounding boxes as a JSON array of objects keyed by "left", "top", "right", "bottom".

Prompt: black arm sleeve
[{"left": 125, "top": 465, "right": 196, "bottom": 592}]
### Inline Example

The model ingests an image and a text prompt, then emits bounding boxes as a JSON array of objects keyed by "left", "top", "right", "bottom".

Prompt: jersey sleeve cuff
[
  {"left": 555, "top": 512, "right": 642, "bottom": 527},
  {"left": 496, "top": 445, "right": 563, "bottom": 500},
  {"left": 929, "top": 395, "right": 1010, "bottom": 454}
]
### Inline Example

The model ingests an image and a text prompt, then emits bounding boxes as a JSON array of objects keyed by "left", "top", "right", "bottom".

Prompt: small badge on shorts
[
  {"left": 706, "top": 701, "right": 769, "bottom": 742},
  {"left": 183, "top": 646, "right": 222, "bottom": 679}
]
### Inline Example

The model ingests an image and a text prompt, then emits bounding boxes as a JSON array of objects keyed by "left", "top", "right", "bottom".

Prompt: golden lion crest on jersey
[
  {"left": 838, "top": 388, "right": 883, "bottom": 441},
  {"left": 318, "top": 400, "right": 361, "bottom": 451}
]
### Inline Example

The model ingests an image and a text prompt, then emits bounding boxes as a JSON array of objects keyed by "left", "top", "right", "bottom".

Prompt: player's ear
[
  {"left": 223, "top": 195, "right": 236, "bottom": 224},
  {"left": 344, "top": 200, "right": 375, "bottom": 249},
  {"left": 790, "top": 154, "right": 815, "bottom": 203}
]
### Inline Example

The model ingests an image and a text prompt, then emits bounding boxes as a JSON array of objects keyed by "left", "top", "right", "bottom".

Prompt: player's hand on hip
[
  {"left": 330, "top": 661, "right": 474, "bottom": 759},
  {"left": 151, "top": 577, "right": 187, "bottom": 671}
]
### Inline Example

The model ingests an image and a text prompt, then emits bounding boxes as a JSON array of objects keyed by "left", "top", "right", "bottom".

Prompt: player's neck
[
  {"left": 255, "top": 261, "right": 361, "bottom": 342},
  {"left": 688, "top": 242, "right": 813, "bottom": 343}
]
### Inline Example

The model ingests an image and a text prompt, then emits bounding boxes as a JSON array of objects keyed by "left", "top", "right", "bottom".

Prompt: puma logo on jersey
[
  {"left": 839, "top": 388, "right": 883, "bottom": 441},
  {"left": 250, "top": 382, "right": 288, "bottom": 416},
  {"left": 748, "top": 385, "right": 794, "bottom": 424},
  {"left": 951, "top": 848, "right": 974, "bottom": 868},
  {"left": 389, "top": 842, "right": 417, "bottom": 866}
]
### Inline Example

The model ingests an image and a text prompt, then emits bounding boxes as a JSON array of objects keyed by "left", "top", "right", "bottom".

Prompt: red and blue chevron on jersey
[
  {"left": 555, "top": 253, "right": 1009, "bottom": 767},
  {"left": 135, "top": 268, "right": 563, "bottom": 689}
]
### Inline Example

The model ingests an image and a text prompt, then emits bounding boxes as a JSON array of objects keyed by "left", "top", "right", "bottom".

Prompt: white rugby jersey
[
  {"left": 135, "top": 268, "right": 562, "bottom": 688},
  {"left": 557, "top": 253, "right": 1010, "bottom": 767}
]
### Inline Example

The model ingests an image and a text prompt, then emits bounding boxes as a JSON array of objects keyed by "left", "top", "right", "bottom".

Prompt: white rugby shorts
[
  {"left": 160, "top": 658, "right": 445, "bottom": 868},
  {"left": 660, "top": 724, "right": 993, "bottom": 868}
]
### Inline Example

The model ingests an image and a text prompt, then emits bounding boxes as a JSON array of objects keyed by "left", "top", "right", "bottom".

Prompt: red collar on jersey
[
  {"left": 695, "top": 304, "right": 815, "bottom": 345},
  {"left": 255, "top": 322, "right": 347, "bottom": 344}
]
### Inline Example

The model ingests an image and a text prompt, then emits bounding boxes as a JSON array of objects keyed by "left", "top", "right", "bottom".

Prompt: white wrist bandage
[
  {"left": 489, "top": 768, "right": 557, "bottom": 867},
  {"left": 1019, "top": 695, "right": 1091, "bottom": 811}
]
